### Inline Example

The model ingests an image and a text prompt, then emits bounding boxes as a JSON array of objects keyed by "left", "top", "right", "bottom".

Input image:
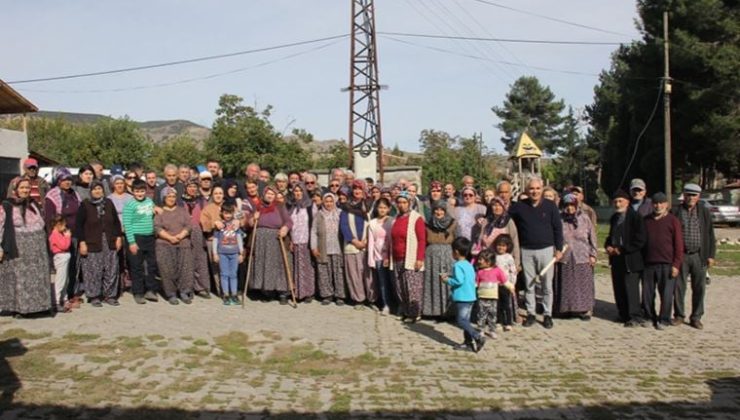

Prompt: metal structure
[{"left": 347, "top": 0, "right": 384, "bottom": 180}]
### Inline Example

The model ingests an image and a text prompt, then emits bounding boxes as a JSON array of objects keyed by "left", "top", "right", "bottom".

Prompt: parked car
[{"left": 701, "top": 199, "right": 740, "bottom": 226}]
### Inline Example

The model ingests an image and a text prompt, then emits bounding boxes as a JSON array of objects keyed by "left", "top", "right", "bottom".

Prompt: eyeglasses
[
  {"left": 431, "top": 189, "right": 442, "bottom": 193},
  {"left": 200, "top": 178, "right": 211, "bottom": 181},
  {"left": 126, "top": 176, "right": 137, "bottom": 180},
  {"left": 330, "top": 184, "right": 339, "bottom": 188},
  {"left": 463, "top": 193, "right": 475, "bottom": 197},
  {"left": 306, "top": 181, "right": 315, "bottom": 185}
]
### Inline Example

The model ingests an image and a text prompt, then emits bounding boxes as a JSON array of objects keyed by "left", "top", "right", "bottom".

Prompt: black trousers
[
  {"left": 128, "top": 234, "right": 159, "bottom": 296},
  {"left": 610, "top": 256, "right": 643, "bottom": 322},
  {"left": 642, "top": 263, "right": 675, "bottom": 324},
  {"left": 674, "top": 253, "right": 707, "bottom": 322}
]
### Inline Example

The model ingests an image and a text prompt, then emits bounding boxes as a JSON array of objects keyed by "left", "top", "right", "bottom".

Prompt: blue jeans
[
  {"left": 219, "top": 253, "right": 239, "bottom": 295},
  {"left": 456, "top": 302, "right": 481, "bottom": 343},
  {"left": 374, "top": 261, "right": 393, "bottom": 309}
]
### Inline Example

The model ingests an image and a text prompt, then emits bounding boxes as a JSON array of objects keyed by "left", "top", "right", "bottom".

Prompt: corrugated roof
[{"left": 0, "top": 80, "right": 38, "bottom": 114}]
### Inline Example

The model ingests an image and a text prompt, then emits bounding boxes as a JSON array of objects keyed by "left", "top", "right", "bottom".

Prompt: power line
[
  {"left": 381, "top": 35, "right": 601, "bottom": 77},
  {"left": 377, "top": 31, "right": 625, "bottom": 45},
  {"left": 16, "top": 39, "right": 344, "bottom": 94},
  {"left": 467, "top": 0, "right": 633, "bottom": 38},
  {"left": 8, "top": 34, "right": 349, "bottom": 85},
  {"left": 619, "top": 82, "right": 664, "bottom": 188}
]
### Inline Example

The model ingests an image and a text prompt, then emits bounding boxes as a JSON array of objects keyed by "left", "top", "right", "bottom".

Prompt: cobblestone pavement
[{"left": 1, "top": 275, "right": 738, "bottom": 419}]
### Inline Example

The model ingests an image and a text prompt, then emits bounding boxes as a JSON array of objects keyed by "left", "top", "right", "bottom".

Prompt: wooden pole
[
  {"left": 242, "top": 214, "right": 260, "bottom": 308},
  {"left": 278, "top": 236, "right": 298, "bottom": 308},
  {"left": 663, "top": 10, "right": 673, "bottom": 203}
]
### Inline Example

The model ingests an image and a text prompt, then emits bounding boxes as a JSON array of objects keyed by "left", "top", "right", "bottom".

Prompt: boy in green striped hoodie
[{"left": 123, "top": 179, "right": 160, "bottom": 304}]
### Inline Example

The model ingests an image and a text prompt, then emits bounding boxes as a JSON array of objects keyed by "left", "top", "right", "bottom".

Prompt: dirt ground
[{"left": 1, "top": 274, "right": 739, "bottom": 419}]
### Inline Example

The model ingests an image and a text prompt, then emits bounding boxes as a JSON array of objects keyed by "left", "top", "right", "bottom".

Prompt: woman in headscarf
[
  {"left": 108, "top": 174, "right": 134, "bottom": 291},
  {"left": 453, "top": 186, "right": 486, "bottom": 240},
  {"left": 223, "top": 179, "right": 243, "bottom": 217},
  {"left": 476, "top": 197, "right": 520, "bottom": 267},
  {"left": 155, "top": 187, "right": 194, "bottom": 305},
  {"left": 74, "top": 165, "right": 95, "bottom": 201},
  {"left": 0, "top": 179, "right": 52, "bottom": 316},
  {"left": 288, "top": 182, "right": 315, "bottom": 302},
  {"left": 200, "top": 185, "right": 225, "bottom": 296},
  {"left": 45, "top": 167, "right": 83, "bottom": 306},
  {"left": 247, "top": 186, "right": 294, "bottom": 304},
  {"left": 182, "top": 179, "right": 211, "bottom": 299},
  {"left": 391, "top": 192, "right": 427, "bottom": 323},
  {"left": 555, "top": 193, "right": 597, "bottom": 320},
  {"left": 422, "top": 201, "right": 456, "bottom": 317},
  {"left": 340, "top": 180, "right": 375, "bottom": 307},
  {"left": 311, "top": 192, "right": 346, "bottom": 305},
  {"left": 367, "top": 197, "right": 394, "bottom": 315},
  {"left": 76, "top": 180, "right": 123, "bottom": 307},
  {"left": 422, "top": 181, "right": 446, "bottom": 220}
]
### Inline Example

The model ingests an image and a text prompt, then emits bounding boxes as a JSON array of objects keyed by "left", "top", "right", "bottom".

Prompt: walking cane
[
  {"left": 242, "top": 213, "right": 260, "bottom": 309},
  {"left": 528, "top": 244, "right": 569, "bottom": 288},
  {"left": 278, "top": 235, "right": 298, "bottom": 308}
]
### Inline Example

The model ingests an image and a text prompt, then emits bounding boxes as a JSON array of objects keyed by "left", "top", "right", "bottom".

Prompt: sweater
[
  {"left": 340, "top": 211, "right": 367, "bottom": 254},
  {"left": 508, "top": 198, "right": 564, "bottom": 251},
  {"left": 213, "top": 220, "right": 244, "bottom": 255},
  {"left": 122, "top": 197, "right": 155, "bottom": 243},
  {"left": 367, "top": 217, "right": 393, "bottom": 265},
  {"left": 446, "top": 259, "right": 476, "bottom": 302},
  {"left": 644, "top": 213, "right": 684, "bottom": 269},
  {"left": 476, "top": 266, "right": 507, "bottom": 299},
  {"left": 154, "top": 206, "right": 192, "bottom": 248},
  {"left": 49, "top": 229, "right": 72, "bottom": 255},
  {"left": 75, "top": 199, "right": 123, "bottom": 252},
  {"left": 391, "top": 211, "right": 426, "bottom": 268}
]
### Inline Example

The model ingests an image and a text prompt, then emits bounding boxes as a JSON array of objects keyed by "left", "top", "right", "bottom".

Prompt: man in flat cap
[
  {"left": 629, "top": 178, "right": 653, "bottom": 218},
  {"left": 671, "top": 183, "right": 716, "bottom": 329}
]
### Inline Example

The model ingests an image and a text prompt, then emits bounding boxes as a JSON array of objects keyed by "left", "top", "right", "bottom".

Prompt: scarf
[
  {"left": 258, "top": 186, "right": 278, "bottom": 215},
  {"left": 561, "top": 211, "right": 579, "bottom": 229},
  {"left": 90, "top": 193, "right": 106, "bottom": 218},
  {"left": 427, "top": 201, "right": 453, "bottom": 233},
  {"left": 484, "top": 197, "right": 510, "bottom": 235},
  {"left": 345, "top": 198, "right": 368, "bottom": 220},
  {"left": 223, "top": 179, "right": 238, "bottom": 206},
  {"left": 288, "top": 182, "right": 312, "bottom": 212}
]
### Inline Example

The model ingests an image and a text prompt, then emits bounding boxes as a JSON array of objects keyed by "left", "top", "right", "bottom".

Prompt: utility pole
[
  {"left": 346, "top": 0, "right": 384, "bottom": 182},
  {"left": 663, "top": 10, "right": 672, "bottom": 202}
]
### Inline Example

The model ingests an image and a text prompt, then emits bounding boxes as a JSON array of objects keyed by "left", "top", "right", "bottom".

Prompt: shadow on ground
[{"left": 1, "top": 334, "right": 739, "bottom": 419}]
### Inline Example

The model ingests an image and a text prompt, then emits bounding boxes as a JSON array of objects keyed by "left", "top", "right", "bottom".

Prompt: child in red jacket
[{"left": 48, "top": 215, "right": 72, "bottom": 312}]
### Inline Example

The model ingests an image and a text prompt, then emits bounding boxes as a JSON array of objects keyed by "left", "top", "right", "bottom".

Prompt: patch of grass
[
  {"left": 183, "top": 346, "right": 211, "bottom": 357},
  {"left": 214, "top": 332, "right": 253, "bottom": 363},
  {"left": 84, "top": 354, "right": 112, "bottom": 364},
  {"left": 62, "top": 332, "right": 100, "bottom": 341},
  {"left": 329, "top": 390, "right": 351, "bottom": 413},
  {"left": 192, "top": 339, "right": 208, "bottom": 346},
  {"left": 146, "top": 334, "right": 165, "bottom": 341},
  {"left": 0, "top": 328, "right": 51, "bottom": 341}
]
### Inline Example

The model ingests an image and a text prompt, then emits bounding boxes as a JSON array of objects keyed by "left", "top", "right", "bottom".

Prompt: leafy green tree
[
  {"left": 89, "top": 117, "right": 152, "bottom": 168},
  {"left": 148, "top": 135, "right": 204, "bottom": 170},
  {"left": 205, "top": 94, "right": 314, "bottom": 176},
  {"left": 315, "top": 143, "right": 349, "bottom": 170},
  {"left": 492, "top": 76, "right": 566, "bottom": 154},
  {"left": 418, "top": 129, "right": 461, "bottom": 186},
  {"left": 589, "top": 0, "right": 740, "bottom": 193}
]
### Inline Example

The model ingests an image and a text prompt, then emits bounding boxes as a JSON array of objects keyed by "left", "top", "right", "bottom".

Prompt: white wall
[{"left": 0, "top": 127, "right": 29, "bottom": 171}]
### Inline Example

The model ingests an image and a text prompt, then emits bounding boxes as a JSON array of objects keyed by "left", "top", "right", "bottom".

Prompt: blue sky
[{"left": 2, "top": 0, "right": 641, "bottom": 153}]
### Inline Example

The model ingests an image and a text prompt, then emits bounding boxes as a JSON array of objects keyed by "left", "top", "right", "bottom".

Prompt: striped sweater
[{"left": 122, "top": 197, "right": 155, "bottom": 243}]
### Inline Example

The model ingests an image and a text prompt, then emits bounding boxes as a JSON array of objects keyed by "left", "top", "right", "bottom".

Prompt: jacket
[
  {"left": 671, "top": 203, "right": 716, "bottom": 263},
  {"left": 605, "top": 207, "right": 645, "bottom": 273},
  {"left": 75, "top": 199, "right": 123, "bottom": 252}
]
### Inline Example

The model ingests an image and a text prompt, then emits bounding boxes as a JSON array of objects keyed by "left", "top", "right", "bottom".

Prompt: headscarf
[
  {"left": 288, "top": 182, "right": 311, "bottom": 211},
  {"left": 6, "top": 179, "right": 39, "bottom": 224},
  {"left": 320, "top": 192, "right": 338, "bottom": 217},
  {"left": 89, "top": 180, "right": 106, "bottom": 218},
  {"left": 484, "top": 197, "right": 511, "bottom": 235},
  {"left": 427, "top": 200, "right": 454, "bottom": 234},
  {"left": 561, "top": 193, "right": 579, "bottom": 228},
  {"left": 223, "top": 179, "right": 239, "bottom": 206},
  {"left": 258, "top": 185, "right": 278, "bottom": 215},
  {"left": 344, "top": 180, "right": 369, "bottom": 220},
  {"left": 77, "top": 165, "right": 95, "bottom": 188}
]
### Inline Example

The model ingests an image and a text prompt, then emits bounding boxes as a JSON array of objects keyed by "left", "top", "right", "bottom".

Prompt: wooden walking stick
[
  {"left": 278, "top": 235, "right": 298, "bottom": 308},
  {"left": 242, "top": 213, "right": 260, "bottom": 309}
]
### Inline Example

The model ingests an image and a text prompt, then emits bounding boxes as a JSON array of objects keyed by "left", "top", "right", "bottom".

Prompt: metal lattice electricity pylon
[{"left": 347, "top": 0, "right": 384, "bottom": 180}]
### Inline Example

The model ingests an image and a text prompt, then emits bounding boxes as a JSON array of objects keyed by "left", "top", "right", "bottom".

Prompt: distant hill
[{"left": 35, "top": 111, "right": 211, "bottom": 144}]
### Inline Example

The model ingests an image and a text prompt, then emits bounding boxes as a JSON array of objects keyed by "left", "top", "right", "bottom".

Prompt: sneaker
[
  {"left": 474, "top": 336, "right": 487, "bottom": 353},
  {"left": 543, "top": 316, "right": 554, "bottom": 329},
  {"left": 503, "top": 325, "right": 512, "bottom": 332},
  {"left": 624, "top": 320, "right": 638, "bottom": 328},
  {"left": 105, "top": 298, "right": 120, "bottom": 307},
  {"left": 222, "top": 297, "right": 230, "bottom": 306},
  {"left": 321, "top": 298, "right": 332, "bottom": 306},
  {"left": 380, "top": 307, "right": 390, "bottom": 316},
  {"left": 144, "top": 291, "right": 159, "bottom": 302},
  {"left": 523, "top": 315, "right": 536, "bottom": 327},
  {"left": 231, "top": 296, "right": 241, "bottom": 305},
  {"left": 655, "top": 322, "right": 666, "bottom": 331},
  {"left": 90, "top": 298, "right": 103, "bottom": 308},
  {"left": 690, "top": 320, "right": 704, "bottom": 330},
  {"left": 453, "top": 342, "right": 473, "bottom": 352},
  {"left": 168, "top": 297, "right": 179, "bottom": 305},
  {"left": 134, "top": 295, "right": 146, "bottom": 305},
  {"left": 196, "top": 290, "right": 211, "bottom": 299}
]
